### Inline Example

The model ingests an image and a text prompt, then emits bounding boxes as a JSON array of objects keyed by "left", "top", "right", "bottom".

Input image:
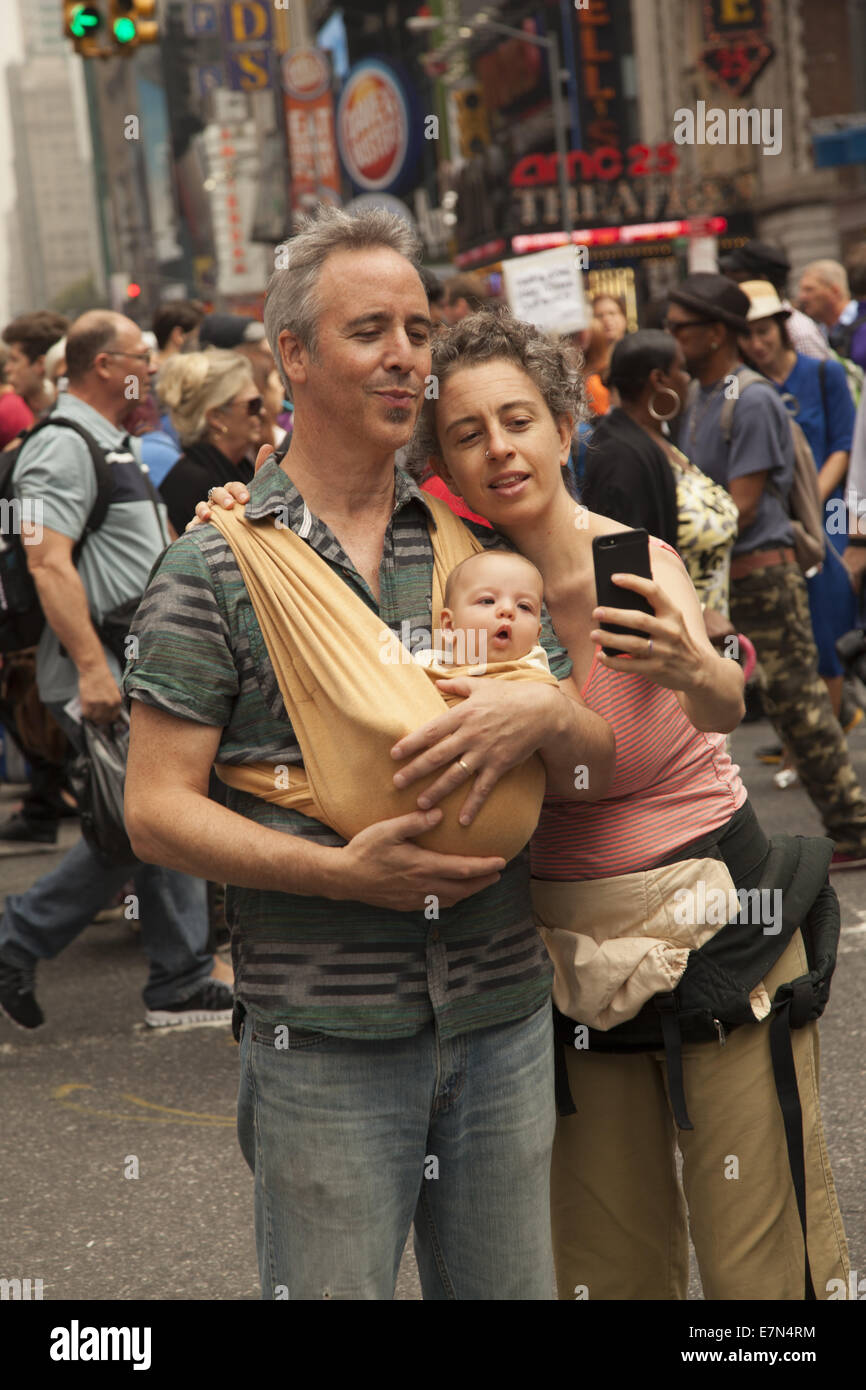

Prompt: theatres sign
[{"left": 506, "top": 147, "right": 756, "bottom": 241}]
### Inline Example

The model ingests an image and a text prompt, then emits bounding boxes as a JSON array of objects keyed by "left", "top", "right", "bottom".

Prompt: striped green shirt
[{"left": 124, "top": 457, "right": 571, "bottom": 1039}]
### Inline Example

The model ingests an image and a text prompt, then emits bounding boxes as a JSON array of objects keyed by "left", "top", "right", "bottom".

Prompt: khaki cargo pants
[
  {"left": 550, "top": 930, "right": 849, "bottom": 1300},
  {"left": 730, "top": 560, "right": 866, "bottom": 856}
]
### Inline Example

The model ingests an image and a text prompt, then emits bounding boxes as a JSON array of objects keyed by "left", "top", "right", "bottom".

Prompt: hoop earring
[{"left": 647, "top": 386, "right": 680, "bottom": 421}]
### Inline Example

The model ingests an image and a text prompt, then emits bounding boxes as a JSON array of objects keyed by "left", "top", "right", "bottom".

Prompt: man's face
[
  {"left": 663, "top": 304, "right": 721, "bottom": 373},
  {"left": 797, "top": 273, "right": 838, "bottom": 325},
  {"left": 100, "top": 321, "right": 158, "bottom": 405},
  {"left": 285, "top": 247, "right": 432, "bottom": 457},
  {"left": 5, "top": 342, "right": 45, "bottom": 402}
]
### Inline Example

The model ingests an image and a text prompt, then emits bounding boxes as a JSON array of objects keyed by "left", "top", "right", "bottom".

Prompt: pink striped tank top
[{"left": 531, "top": 542, "right": 746, "bottom": 881}]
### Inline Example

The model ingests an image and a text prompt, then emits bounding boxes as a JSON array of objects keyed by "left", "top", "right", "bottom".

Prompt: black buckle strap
[
  {"left": 656, "top": 993, "right": 694, "bottom": 1131},
  {"left": 769, "top": 997, "right": 816, "bottom": 1300}
]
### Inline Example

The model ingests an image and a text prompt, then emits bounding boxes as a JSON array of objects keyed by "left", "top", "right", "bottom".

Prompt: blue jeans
[
  {"left": 0, "top": 704, "right": 212, "bottom": 1009},
  {"left": 237, "top": 1001, "right": 556, "bottom": 1300}
]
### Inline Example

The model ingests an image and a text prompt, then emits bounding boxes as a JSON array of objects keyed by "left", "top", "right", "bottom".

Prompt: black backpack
[
  {"left": 829, "top": 307, "right": 866, "bottom": 361},
  {"left": 0, "top": 416, "right": 119, "bottom": 654}
]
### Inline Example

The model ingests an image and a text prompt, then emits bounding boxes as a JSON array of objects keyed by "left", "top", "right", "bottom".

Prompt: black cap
[
  {"left": 668, "top": 273, "right": 751, "bottom": 332},
  {"left": 198, "top": 314, "right": 266, "bottom": 350},
  {"left": 718, "top": 239, "right": 790, "bottom": 286}
]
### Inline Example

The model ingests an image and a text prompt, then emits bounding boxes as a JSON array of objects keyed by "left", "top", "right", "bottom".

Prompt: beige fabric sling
[{"left": 210, "top": 495, "right": 558, "bottom": 858}]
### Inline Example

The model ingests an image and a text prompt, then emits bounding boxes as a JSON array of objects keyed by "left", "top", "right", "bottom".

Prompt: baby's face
[{"left": 442, "top": 554, "right": 543, "bottom": 661}]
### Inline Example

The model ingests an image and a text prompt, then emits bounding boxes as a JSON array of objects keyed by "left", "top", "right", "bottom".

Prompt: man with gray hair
[
  {"left": 123, "top": 206, "right": 614, "bottom": 1299},
  {"left": 0, "top": 311, "right": 230, "bottom": 1033},
  {"left": 798, "top": 259, "right": 866, "bottom": 370}
]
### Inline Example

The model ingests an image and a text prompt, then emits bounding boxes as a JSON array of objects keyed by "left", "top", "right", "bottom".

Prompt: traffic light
[
  {"left": 454, "top": 87, "right": 490, "bottom": 160},
  {"left": 109, "top": 0, "right": 159, "bottom": 50},
  {"left": 64, "top": 2, "right": 105, "bottom": 57}
]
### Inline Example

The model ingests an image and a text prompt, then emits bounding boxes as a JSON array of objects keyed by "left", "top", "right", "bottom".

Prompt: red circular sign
[{"left": 337, "top": 62, "right": 410, "bottom": 191}]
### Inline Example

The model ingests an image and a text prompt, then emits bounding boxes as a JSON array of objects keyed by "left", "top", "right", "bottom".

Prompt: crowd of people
[{"left": 0, "top": 214, "right": 864, "bottom": 1300}]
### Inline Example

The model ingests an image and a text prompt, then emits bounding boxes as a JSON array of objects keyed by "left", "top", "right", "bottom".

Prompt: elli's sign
[{"left": 336, "top": 60, "right": 418, "bottom": 193}]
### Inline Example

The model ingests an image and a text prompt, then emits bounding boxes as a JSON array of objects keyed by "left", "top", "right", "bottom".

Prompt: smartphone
[{"left": 592, "top": 529, "right": 654, "bottom": 657}]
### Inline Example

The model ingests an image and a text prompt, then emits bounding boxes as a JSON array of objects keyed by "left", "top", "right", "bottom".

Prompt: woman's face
[
  {"left": 593, "top": 297, "right": 628, "bottom": 345},
  {"left": 738, "top": 316, "right": 784, "bottom": 370},
  {"left": 210, "top": 383, "right": 263, "bottom": 462},
  {"left": 432, "top": 360, "right": 572, "bottom": 530}
]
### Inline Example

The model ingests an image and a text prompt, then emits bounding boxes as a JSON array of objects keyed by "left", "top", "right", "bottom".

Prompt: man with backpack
[
  {"left": 0, "top": 310, "right": 231, "bottom": 1032},
  {"left": 667, "top": 274, "right": 866, "bottom": 870},
  {"left": 798, "top": 259, "right": 866, "bottom": 373}
]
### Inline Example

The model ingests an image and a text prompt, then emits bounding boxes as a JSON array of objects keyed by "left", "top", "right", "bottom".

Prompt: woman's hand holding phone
[
  {"left": 590, "top": 571, "right": 708, "bottom": 695},
  {"left": 590, "top": 529, "right": 745, "bottom": 733}
]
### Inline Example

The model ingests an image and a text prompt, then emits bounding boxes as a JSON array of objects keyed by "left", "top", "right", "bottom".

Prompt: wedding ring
[
  {"left": 207, "top": 487, "right": 217, "bottom": 501},
  {"left": 647, "top": 638, "right": 654, "bottom": 657},
  {"left": 456, "top": 758, "right": 471, "bottom": 774}
]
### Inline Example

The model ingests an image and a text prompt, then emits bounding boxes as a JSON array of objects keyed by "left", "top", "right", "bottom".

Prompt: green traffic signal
[
  {"left": 69, "top": 4, "right": 102, "bottom": 38},
  {"left": 113, "top": 16, "right": 137, "bottom": 42}
]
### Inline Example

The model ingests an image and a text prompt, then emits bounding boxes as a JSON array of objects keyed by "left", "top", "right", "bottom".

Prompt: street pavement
[{"left": 0, "top": 713, "right": 864, "bottom": 1303}]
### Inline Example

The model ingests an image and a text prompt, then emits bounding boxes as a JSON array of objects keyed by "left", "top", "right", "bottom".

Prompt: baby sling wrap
[{"left": 209, "top": 495, "right": 556, "bottom": 858}]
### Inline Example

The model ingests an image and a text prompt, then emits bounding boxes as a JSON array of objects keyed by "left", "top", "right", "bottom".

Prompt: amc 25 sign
[{"left": 511, "top": 143, "right": 679, "bottom": 186}]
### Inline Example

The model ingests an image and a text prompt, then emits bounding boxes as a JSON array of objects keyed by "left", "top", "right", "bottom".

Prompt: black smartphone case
[{"left": 592, "top": 529, "right": 654, "bottom": 656}]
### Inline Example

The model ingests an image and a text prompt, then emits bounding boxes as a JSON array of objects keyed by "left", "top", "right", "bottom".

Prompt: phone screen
[{"left": 592, "top": 530, "right": 654, "bottom": 657}]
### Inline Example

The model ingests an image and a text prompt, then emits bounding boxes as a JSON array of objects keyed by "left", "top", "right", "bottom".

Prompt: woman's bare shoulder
[{"left": 583, "top": 509, "right": 633, "bottom": 539}]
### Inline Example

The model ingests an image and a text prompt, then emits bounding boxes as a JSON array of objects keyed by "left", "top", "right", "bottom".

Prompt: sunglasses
[
  {"left": 236, "top": 396, "right": 264, "bottom": 416},
  {"left": 663, "top": 319, "right": 712, "bottom": 336}
]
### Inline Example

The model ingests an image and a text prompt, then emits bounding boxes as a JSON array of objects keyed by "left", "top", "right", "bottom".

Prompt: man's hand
[
  {"left": 390, "top": 679, "right": 572, "bottom": 824},
  {"left": 335, "top": 808, "right": 505, "bottom": 910},
  {"left": 78, "top": 665, "right": 122, "bottom": 724}
]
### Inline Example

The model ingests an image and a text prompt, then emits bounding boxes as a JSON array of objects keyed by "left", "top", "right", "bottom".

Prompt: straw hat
[{"left": 739, "top": 280, "right": 792, "bottom": 322}]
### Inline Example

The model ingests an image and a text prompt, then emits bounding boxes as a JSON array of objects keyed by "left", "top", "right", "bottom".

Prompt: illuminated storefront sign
[
  {"left": 511, "top": 144, "right": 679, "bottom": 185},
  {"left": 511, "top": 217, "right": 728, "bottom": 255}
]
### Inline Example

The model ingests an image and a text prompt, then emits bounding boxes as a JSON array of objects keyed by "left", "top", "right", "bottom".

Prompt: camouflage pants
[{"left": 731, "top": 560, "right": 866, "bottom": 855}]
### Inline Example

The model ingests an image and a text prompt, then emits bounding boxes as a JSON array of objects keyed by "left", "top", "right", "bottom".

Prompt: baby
[{"left": 414, "top": 549, "right": 552, "bottom": 679}]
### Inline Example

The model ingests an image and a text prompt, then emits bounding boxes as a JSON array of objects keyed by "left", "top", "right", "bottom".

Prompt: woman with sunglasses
[{"left": 157, "top": 350, "right": 263, "bottom": 537}]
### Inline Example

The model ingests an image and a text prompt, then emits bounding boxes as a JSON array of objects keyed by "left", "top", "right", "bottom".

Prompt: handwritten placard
[{"left": 501, "top": 245, "right": 588, "bottom": 334}]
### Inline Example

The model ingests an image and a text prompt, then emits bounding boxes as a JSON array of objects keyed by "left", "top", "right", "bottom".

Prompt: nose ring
[{"left": 485, "top": 449, "right": 491, "bottom": 458}]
